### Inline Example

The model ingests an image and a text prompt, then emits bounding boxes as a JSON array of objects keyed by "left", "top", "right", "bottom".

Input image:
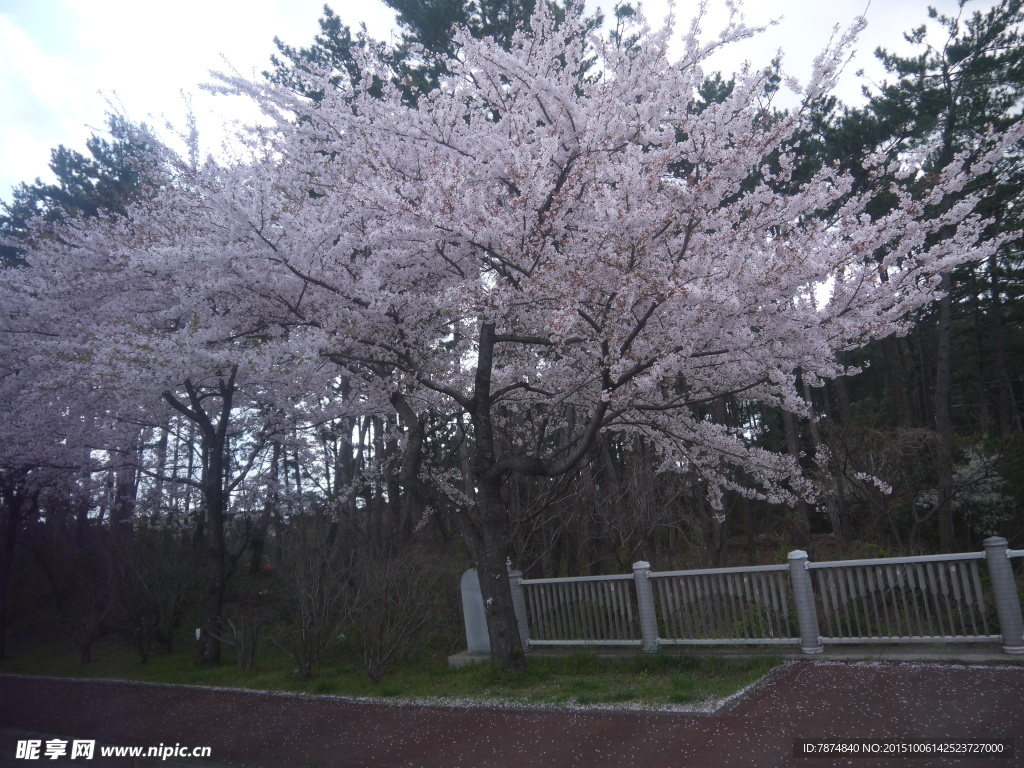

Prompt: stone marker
[{"left": 460, "top": 568, "right": 490, "bottom": 655}]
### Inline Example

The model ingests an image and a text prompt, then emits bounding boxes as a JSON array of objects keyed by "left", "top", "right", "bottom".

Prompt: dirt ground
[{"left": 0, "top": 661, "right": 1021, "bottom": 767}]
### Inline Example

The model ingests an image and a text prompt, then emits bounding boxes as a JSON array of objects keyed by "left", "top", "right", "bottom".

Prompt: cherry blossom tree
[
  {"left": 1, "top": 137, "right": 324, "bottom": 665},
  {"left": 0, "top": 259, "right": 125, "bottom": 659},
  {"left": 190, "top": 4, "right": 1017, "bottom": 669}
]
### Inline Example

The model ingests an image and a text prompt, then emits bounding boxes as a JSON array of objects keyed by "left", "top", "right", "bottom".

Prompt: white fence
[
  {"left": 650, "top": 564, "right": 796, "bottom": 645},
  {"left": 521, "top": 575, "right": 640, "bottom": 646},
  {"left": 810, "top": 553, "right": 996, "bottom": 644},
  {"left": 500, "top": 537, "right": 1024, "bottom": 655}
]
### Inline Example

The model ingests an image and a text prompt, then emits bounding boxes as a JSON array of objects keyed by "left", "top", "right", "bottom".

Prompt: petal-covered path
[{"left": 1, "top": 662, "right": 1021, "bottom": 767}]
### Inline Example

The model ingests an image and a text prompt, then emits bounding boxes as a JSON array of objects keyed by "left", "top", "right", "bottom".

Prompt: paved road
[{"left": 1, "top": 662, "right": 1021, "bottom": 767}]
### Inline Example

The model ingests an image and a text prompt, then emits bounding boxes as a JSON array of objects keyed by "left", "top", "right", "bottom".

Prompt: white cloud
[
  {"left": 0, "top": 12, "right": 100, "bottom": 192},
  {"left": 0, "top": 0, "right": 398, "bottom": 200}
]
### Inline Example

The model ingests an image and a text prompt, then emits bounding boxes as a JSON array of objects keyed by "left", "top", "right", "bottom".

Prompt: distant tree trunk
[
  {"left": 990, "top": 259, "right": 1022, "bottom": 437},
  {"left": 250, "top": 442, "right": 280, "bottom": 576},
  {"left": 184, "top": 418, "right": 201, "bottom": 547},
  {"left": 783, "top": 409, "right": 812, "bottom": 549},
  {"left": 598, "top": 434, "right": 623, "bottom": 500},
  {"left": 110, "top": 433, "right": 141, "bottom": 550},
  {"left": 805, "top": 380, "right": 846, "bottom": 555},
  {"left": 388, "top": 433, "right": 413, "bottom": 542},
  {"left": 934, "top": 274, "right": 956, "bottom": 551},
  {"left": 152, "top": 423, "right": 169, "bottom": 515},
  {"left": 912, "top": 327, "right": 936, "bottom": 428},
  {"left": 833, "top": 375, "right": 854, "bottom": 426},
  {"left": 882, "top": 337, "right": 911, "bottom": 428},
  {"left": 743, "top": 493, "right": 756, "bottom": 565},
  {"left": 290, "top": 445, "right": 305, "bottom": 517},
  {"left": 0, "top": 476, "right": 28, "bottom": 660}
]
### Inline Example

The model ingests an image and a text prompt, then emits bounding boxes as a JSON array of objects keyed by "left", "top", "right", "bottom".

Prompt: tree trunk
[
  {"left": 473, "top": 482, "right": 527, "bottom": 673},
  {"left": 198, "top": 432, "right": 227, "bottom": 666},
  {"left": 467, "top": 323, "right": 527, "bottom": 672},
  {"left": 163, "top": 368, "right": 236, "bottom": 667}
]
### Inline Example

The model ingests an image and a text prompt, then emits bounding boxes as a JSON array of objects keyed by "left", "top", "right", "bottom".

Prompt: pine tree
[
  {"left": 817, "top": 0, "right": 1024, "bottom": 549},
  {"left": 1, "top": 116, "right": 159, "bottom": 268},
  {"left": 267, "top": 0, "right": 601, "bottom": 101}
]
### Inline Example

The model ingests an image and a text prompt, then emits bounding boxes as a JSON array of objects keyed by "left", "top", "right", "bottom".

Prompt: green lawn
[{"left": 0, "top": 639, "right": 780, "bottom": 711}]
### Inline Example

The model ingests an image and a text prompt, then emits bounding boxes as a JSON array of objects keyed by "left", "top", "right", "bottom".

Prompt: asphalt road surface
[{"left": 1, "top": 661, "right": 1021, "bottom": 767}]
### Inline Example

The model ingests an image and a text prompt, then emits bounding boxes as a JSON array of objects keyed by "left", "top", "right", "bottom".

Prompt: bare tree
[{"left": 271, "top": 516, "right": 352, "bottom": 678}]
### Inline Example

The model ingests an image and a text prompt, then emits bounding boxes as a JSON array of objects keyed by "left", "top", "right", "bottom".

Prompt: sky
[{"left": 0, "top": 0, "right": 995, "bottom": 204}]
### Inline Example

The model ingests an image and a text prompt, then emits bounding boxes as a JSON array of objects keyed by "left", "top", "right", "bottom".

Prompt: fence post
[
  {"left": 633, "top": 561, "right": 659, "bottom": 652},
  {"left": 788, "top": 550, "right": 823, "bottom": 654},
  {"left": 983, "top": 537, "right": 1024, "bottom": 654},
  {"left": 507, "top": 567, "right": 531, "bottom": 651}
]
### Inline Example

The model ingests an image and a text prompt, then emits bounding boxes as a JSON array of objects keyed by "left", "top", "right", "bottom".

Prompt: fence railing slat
[
  {"left": 971, "top": 560, "right": 990, "bottom": 636},
  {"left": 605, "top": 581, "right": 620, "bottom": 640},
  {"left": 668, "top": 575, "right": 683, "bottom": 639},
  {"left": 526, "top": 582, "right": 541, "bottom": 640},
  {"left": 682, "top": 572, "right": 698, "bottom": 638}
]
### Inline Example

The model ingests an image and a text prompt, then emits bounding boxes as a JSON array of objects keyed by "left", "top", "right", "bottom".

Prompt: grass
[
  {"left": 0, "top": 637, "right": 780, "bottom": 711},
  {"left": 471, "top": 651, "right": 781, "bottom": 708}
]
